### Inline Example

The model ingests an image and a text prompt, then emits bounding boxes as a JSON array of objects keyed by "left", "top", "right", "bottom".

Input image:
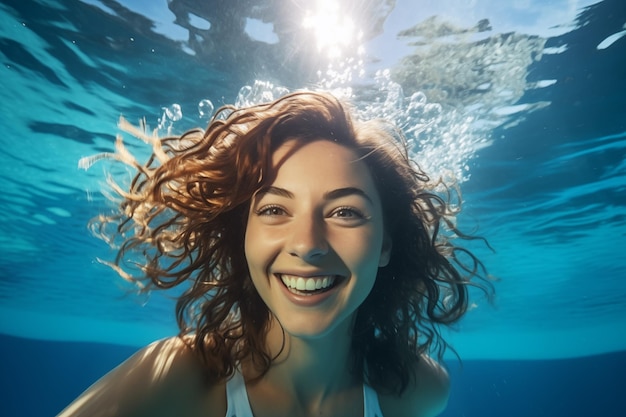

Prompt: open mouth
[{"left": 278, "top": 274, "right": 342, "bottom": 296}]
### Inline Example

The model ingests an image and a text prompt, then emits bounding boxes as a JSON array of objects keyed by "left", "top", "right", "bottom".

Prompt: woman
[{"left": 60, "top": 91, "right": 491, "bottom": 417}]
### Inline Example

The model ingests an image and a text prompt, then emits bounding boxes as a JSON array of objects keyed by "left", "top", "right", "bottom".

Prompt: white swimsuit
[{"left": 224, "top": 369, "right": 384, "bottom": 417}]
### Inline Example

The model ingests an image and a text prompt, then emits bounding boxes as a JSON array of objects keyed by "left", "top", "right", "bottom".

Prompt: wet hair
[{"left": 92, "top": 91, "right": 492, "bottom": 395}]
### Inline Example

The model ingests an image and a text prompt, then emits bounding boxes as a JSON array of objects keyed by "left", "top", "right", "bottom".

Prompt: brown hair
[{"left": 91, "top": 91, "right": 492, "bottom": 395}]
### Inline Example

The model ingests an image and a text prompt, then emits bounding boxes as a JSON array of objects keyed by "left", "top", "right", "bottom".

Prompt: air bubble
[
  {"left": 409, "top": 91, "right": 427, "bottom": 105},
  {"left": 158, "top": 103, "right": 182, "bottom": 133},
  {"left": 164, "top": 104, "right": 182, "bottom": 121},
  {"left": 198, "top": 99, "right": 214, "bottom": 120}
]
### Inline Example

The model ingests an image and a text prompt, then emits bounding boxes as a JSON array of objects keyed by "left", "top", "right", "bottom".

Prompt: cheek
[
  {"left": 244, "top": 227, "right": 261, "bottom": 270},
  {"left": 244, "top": 220, "right": 280, "bottom": 279},
  {"left": 243, "top": 234, "right": 267, "bottom": 296},
  {"left": 243, "top": 219, "right": 260, "bottom": 271},
  {"left": 332, "top": 227, "right": 384, "bottom": 272}
]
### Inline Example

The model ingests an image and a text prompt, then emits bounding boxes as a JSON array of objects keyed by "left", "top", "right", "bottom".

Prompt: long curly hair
[{"left": 90, "top": 91, "right": 493, "bottom": 395}]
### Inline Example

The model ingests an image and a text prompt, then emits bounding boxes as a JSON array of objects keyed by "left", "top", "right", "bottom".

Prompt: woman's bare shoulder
[
  {"left": 378, "top": 355, "right": 450, "bottom": 417},
  {"left": 57, "top": 336, "right": 227, "bottom": 417}
]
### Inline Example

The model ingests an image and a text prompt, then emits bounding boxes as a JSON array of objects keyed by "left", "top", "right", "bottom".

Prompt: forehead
[
  {"left": 272, "top": 137, "right": 357, "bottom": 163},
  {"left": 267, "top": 138, "right": 380, "bottom": 198}
]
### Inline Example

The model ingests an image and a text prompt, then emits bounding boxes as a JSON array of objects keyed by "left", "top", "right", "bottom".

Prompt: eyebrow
[
  {"left": 255, "top": 186, "right": 374, "bottom": 204},
  {"left": 324, "top": 187, "right": 374, "bottom": 204},
  {"left": 255, "top": 186, "right": 294, "bottom": 199}
]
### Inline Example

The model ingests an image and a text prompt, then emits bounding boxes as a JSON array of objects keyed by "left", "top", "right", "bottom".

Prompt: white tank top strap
[
  {"left": 224, "top": 368, "right": 254, "bottom": 417},
  {"left": 363, "top": 382, "right": 385, "bottom": 417}
]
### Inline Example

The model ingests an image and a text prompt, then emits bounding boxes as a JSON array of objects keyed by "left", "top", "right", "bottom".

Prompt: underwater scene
[{"left": 0, "top": 0, "right": 625, "bottom": 416}]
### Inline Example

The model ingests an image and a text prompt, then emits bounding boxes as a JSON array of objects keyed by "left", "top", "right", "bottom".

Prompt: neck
[{"left": 246, "top": 314, "right": 358, "bottom": 405}]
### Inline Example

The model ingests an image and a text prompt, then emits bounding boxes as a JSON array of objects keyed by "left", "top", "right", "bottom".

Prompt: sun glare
[{"left": 302, "top": 0, "right": 363, "bottom": 58}]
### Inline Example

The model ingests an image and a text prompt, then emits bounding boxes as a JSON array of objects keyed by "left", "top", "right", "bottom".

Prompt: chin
[{"left": 276, "top": 312, "right": 354, "bottom": 341}]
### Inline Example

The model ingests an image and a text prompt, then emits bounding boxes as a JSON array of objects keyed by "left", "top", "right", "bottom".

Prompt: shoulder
[
  {"left": 378, "top": 355, "right": 450, "bottom": 417},
  {"left": 58, "top": 337, "right": 227, "bottom": 417}
]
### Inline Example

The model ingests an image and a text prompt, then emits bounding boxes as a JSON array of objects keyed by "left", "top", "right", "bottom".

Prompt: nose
[{"left": 287, "top": 213, "right": 329, "bottom": 262}]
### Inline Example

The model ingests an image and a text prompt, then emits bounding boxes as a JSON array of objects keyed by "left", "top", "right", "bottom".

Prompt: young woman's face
[{"left": 245, "top": 138, "right": 391, "bottom": 340}]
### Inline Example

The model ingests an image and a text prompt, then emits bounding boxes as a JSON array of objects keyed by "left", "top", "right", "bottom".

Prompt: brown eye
[
  {"left": 331, "top": 207, "right": 365, "bottom": 219},
  {"left": 256, "top": 205, "right": 286, "bottom": 216}
]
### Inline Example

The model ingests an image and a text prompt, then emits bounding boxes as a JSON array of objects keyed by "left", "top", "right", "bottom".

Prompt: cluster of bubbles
[
  {"left": 156, "top": 98, "right": 216, "bottom": 135},
  {"left": 220, "top": 74, "right": 483, "bottom": 184},
  {"left": 235, "top": 80, "right": 290, "bottom": 108},
  {"left": 156, "top": 81, "right": 291, "bottom": 135},
  {"left": 154, "top": 72, "right": 485, "bottom": 184},
  {"left": 354, "top": 69, "right": 489, "bottom": 184},
  {"left": 315, "top": 53, "right": 366, "bottom": 101},
  {"left": 357, "top": 70, "right": 443, "bottom": 134}
]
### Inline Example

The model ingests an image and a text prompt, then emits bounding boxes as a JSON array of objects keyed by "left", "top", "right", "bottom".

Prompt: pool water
[{"left": 0, "top": 0, "right": 625, "bottom": 416}]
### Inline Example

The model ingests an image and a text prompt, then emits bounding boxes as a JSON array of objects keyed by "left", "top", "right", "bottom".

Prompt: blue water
[
  {"left": 1, "top": 0, "right": 625, "bottom": 416},
  {"left": 2, "top": 334, "right": 624, "bottom": 417}
]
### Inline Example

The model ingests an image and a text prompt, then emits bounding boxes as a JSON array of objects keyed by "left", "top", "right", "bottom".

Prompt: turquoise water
[{"left": 0, "top": 0, "right": 625, "bottom": 416}]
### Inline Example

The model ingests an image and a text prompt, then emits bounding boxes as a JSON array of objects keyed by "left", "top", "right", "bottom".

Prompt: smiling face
[{"left": 244, "top": 138, "right": 391, "bottom": 340}]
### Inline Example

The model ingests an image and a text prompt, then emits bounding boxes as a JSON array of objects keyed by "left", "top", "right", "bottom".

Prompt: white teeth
[{"left": 280, "top": 274, "right": 336, "bottom": 291}]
